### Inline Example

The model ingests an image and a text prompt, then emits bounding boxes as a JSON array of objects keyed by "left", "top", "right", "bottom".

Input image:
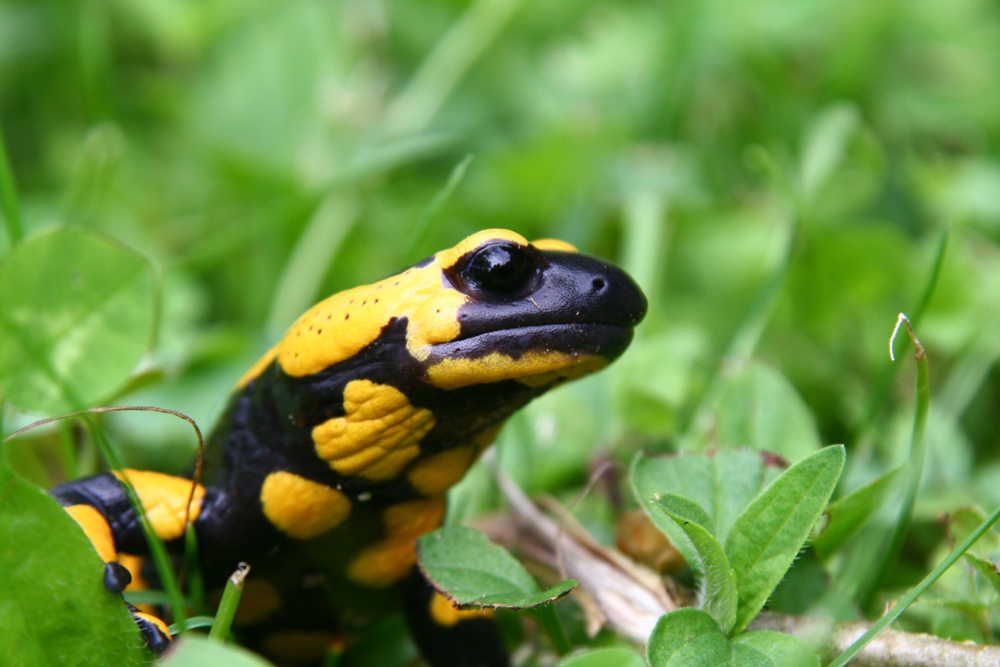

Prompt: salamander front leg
[{"left": 50, "top": 469, "right": 209, "bottom": 654}]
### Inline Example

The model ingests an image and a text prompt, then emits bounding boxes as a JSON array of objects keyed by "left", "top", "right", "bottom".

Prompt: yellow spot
[
  {"left": 112, "top": 470, "right": 205, "bottom": 542},
  {"left": 346, "top": 497, "right": 446, "bottom": 587},
  {"left": 260, "top": 471, "right": 352, "bottom": 539},
  {"left": 313, "top": 380, "right": 434, "bottom": 480},
  {"left": 428, "top": 591, "right": 494, "bottom": 627},
  {"left": 275, "top": 230, "right": 541, "bottom": 377},
  {"left": 235, "top": 345, "right": 278, "bottom": 389},
  {"left": 407, "top": 423, "right": 502, "bottom": 496},
  {"left": 64, "top": 504, "right": 117, "bottom": 562},
  {"left": 531, "top": 238, "right": 577, "bottom": 253},
  {"left": 407, "top": 446, "right": 475, "bottom": 496},
  {"left": 426, "top": 350, "right": 608, "bottom": 390}
]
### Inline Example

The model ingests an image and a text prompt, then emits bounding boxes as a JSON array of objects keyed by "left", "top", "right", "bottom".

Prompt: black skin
[{"left": 50, "top": 236, "right": 647, "bottom": 666}]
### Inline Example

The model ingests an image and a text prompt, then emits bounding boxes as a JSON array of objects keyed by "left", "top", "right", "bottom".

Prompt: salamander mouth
[
  {"left": 420, "top": 322, "right": 634, "bottom": 390},
  {"left": 427, "top": 322, "right": 636, "bottom": 365}
]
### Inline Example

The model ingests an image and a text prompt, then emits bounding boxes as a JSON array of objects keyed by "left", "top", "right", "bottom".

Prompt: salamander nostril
[{"left": 592, "top": 277, "right": 606, "bottom": 292}]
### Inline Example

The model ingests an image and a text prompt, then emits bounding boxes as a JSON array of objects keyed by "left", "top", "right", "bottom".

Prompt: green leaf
[
  {"left": 653, "top": 493, "right": 738, "bottom": 633},
  {"left": 965, "top": 554, "right": 1000, "bottom": 595},
  {"left": 725, "top": 445, "right": 845, "bottom": 634},
  {"left": 0, "top": 456, "right": 146, "bottom": 666},
  {"left": 631, "top": 449, "right": 782, "bottom": 573},
  {"left": 813, "top": 466, "right": 903, "bottom": 560},
  {"left": 712, "top": 362, "right": 823, "bottom": 461},
  {"left": 0, "top": 227, "right": 157, "bottom": 413},
  {"left": 646, "top": 608, "right": 731, "bottom": 667},
  {"left": 731, "top": 631, "right": 820, "bottom": 667},
  {"left": 417, "top": 525, "right": 575, "bottom": 608},
  {"left": 555, "top": 647, "right": 646, "bottom": 667},
  {"left": 161, "top": 634, "right": 275, "bottom": 667},
  {"left": 654, "top": 491, "right": 717, "bottom": 535}
]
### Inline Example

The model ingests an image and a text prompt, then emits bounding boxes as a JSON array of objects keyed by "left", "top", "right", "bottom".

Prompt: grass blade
[{"left": 856, "top": 315, "right": 929, "bottom": 610}]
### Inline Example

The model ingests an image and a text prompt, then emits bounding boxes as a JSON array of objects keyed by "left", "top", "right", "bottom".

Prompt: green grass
[{"left": 4, "top": 0, "right": 1000, "bottom": 663}]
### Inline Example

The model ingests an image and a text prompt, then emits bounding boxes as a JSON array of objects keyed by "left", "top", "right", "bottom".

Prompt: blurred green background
[{"left": 4, "top": 0, "right": 1000, "bottom": 645}]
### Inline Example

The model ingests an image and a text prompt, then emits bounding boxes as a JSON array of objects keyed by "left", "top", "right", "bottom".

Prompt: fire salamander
[{"left": 49, "top": 229, "right": 647, "bottom": 666}]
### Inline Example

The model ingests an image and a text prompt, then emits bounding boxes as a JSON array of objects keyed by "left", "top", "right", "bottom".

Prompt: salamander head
[{"left": 269, "top": 229, "right": 647, "bottom": 390}]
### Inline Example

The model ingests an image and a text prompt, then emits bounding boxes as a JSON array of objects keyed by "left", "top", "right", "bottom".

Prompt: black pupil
[{"left": 468, "top": 244, "right": 532, "bottom": 294}]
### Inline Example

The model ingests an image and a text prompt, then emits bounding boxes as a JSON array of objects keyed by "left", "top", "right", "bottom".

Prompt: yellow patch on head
[
  {"left": 434, "top": 229, "right": 529, "bottom": 269},
  {"left": 64, "top": 504, "right": 117, "bottom": 562},
  {"left": 313, "top": 380, "right": 435, "bottom": 480},
  {"left": 425, "top": 349, "right": 607, "bottom": 390},
  {"left": 112, "top": 470, "right": 205, "bottom": 541},
  {"left": 260, "top": 471, "right": 352, "bottom": 539},
  {"left": 428, "top": 591, "right": 494, "bottom": 627},
  {"left": 531, "top": 238, "right": 578, "bottom": 253},
  {"left": 274, "top": 230, "right": 538, "bottom": 377},
  {"left": 275, "top": 266, "right": 461, "bottom": 378},
  {"left": 346, "top": 497, "right": 446, "bottom": 587}
]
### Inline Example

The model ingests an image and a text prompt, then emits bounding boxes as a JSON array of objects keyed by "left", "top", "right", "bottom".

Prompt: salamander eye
[{"left": 465, "top": 243, "right": 536, "bottom": 295}]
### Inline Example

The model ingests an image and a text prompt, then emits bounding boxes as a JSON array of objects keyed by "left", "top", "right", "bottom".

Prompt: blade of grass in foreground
[
  {"left": 826, "top": 314, "right": 950, "bottom": 667},
  {"left": 826, "top": 500, "right": 1000, "bottom": 667},
  {"left": 856, "top": 314, "right": 928, "bottom": 610},
  {"left": 208, "top": 563, "right": 249, "bottom": 642}
]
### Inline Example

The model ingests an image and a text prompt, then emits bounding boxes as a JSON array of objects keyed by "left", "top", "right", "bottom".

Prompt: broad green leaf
[
  {"left": 813, "top": 466, "right": 903, "bottom": 560},
  {"left": 555, "top": 647, "right": 646, "bottom": 667},
  {"left": 631, "top": 449, "right": 782, "bottom": 572},
  {"left": 965, "top": 554, "right": 1000, "bottom": 595},
  {"left": 417, "top": 525, "right": 575, "bottom": 608},
  {"left": 0, "top": 227, "right": 157, "bottom": 413},
  {"left": 161, "top": 635, "right": 275, "bottom": 667},
  {"left": 732, "top": 630, "right": 820, "bottom": 667},
  {"left": 712, "top": 362, "right": 823, "bottom": 461},
  {"left": 653, "top": 493, "right": 737, "bottom": 633},
  {"left": 646, "top": 608, "right": 731, "bottom": 667},
  {"left": 725, "top": 445, "right": 845, "bottom": 634},
  {"left": 0, "top": 457, "right": 146, "bottom": 666}
]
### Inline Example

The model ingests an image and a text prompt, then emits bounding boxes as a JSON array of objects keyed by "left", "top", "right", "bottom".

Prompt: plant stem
[
  {"left": 527, "top": 603, "right": 572, "bottom": 656},
  {"left": 208, "top": 563, "right": 250, "bottom": 642},
  {"left": 857, "top": 314, "right": 928, "bottom": 611}
]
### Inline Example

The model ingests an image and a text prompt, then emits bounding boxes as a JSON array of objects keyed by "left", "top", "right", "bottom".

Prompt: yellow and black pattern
[{"left": 50, "top": 230, "right": 646, "bottom": 666}]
